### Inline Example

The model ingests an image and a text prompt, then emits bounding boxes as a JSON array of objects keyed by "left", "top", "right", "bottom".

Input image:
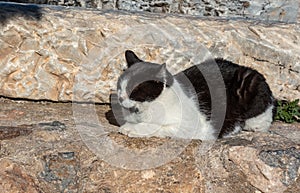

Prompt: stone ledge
[
  {"left": 0, "top": 2, "right": 299, "bottom": 103},
  {"left": 0, "top": 99, "right": 299, "bottom": 192}
]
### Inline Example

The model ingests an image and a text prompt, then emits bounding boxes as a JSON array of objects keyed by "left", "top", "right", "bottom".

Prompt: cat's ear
[
  {"left": 158, "top": 63, "right": 174, "bottom": 87},
  {"left": 156, "top": 63, "right": 167, "bottom": 78},
  {"left": 125, "top": 50, "right": 143, "bottom": 67}
]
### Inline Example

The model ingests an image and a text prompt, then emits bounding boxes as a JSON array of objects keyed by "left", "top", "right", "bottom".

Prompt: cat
[{"left": 113, "top": 50, "right": 274, "bottom": 140}]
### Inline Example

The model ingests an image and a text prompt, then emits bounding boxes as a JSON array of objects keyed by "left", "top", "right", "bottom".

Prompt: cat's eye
[{"left": 129, "top": 80, "right": 164, "bottom": 102}]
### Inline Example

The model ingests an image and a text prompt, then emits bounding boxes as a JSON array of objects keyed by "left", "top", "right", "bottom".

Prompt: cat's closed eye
[{"left": 129, "top": 80, "right": 164, "bottom": 102}]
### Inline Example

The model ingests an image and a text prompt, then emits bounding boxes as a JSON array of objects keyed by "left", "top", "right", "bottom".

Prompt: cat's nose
[
  {"left": 122, "top": 106, "right": 139, "bottom": 113},
  {"left": 118, "top": 97, "right": 124, "bottom": 103},
  {"left": 128, "top": 107, "right": 139, "bottom": 113}
]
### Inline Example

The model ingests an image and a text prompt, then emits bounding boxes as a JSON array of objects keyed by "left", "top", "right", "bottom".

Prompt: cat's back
[
  {"left": 175, "top": 58, "right": 272, "bottom": 103},
  {"left": 174, "top": 58, "right": 239, "bottom": 88},
  {"left": 174, "top": 58, "right": 274, "bottom": 125}
]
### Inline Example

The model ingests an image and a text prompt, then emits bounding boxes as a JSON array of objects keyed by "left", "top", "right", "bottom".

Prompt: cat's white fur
[
  {"left": 118, "top": 79, "right": 136, "bottom": 109},
  {"left": 244, "top": 105, "right": 274, "bottom": 132},
  {"left": 222, "top": 125, "right": 242, "bottom": 138},
  {"left": 222, "top": 104, "right": 274, "bottom": 138},
  {"left": 119, "top": 78, "right": 217, "bottom": 140}
]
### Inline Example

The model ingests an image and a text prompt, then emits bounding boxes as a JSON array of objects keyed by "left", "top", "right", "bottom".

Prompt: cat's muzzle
[
  {"left": 129, "top": 107, "right": 139, "bottom": 113},
  {"left": 122, "top": 106, "right": 139, "bottom": 114}
]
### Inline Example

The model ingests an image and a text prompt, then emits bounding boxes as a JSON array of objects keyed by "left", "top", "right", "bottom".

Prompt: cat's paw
[
  {"left": 119, "top": 123, "right": 132, "bottom": 136},
  {"left": 119, "top": 123, "right": 162, "bottom": 138}
]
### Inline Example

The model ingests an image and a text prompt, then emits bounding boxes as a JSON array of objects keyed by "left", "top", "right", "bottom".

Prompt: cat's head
[{"left": 117, "top": 50, "right": 174, "bottom": 112}]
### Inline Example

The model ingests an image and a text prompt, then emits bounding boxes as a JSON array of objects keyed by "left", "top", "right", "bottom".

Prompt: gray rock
[
  {"left": 197, "top": 122, "right": 300, "bottom": 193},
  {"left": 3, "top": 0, "right": 299, "bottom": 22}
]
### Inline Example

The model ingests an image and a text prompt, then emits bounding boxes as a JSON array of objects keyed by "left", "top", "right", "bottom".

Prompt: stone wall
[
  {"left": 3, "top": 0, "right": 299, "bottom": 23},
  {"left": 0, "top": 2, "right": 299, "bottom": 103}
]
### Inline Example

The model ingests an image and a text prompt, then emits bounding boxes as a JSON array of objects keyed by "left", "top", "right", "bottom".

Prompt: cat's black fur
[{"left": 119, "top": 50, "right": 173, "bottom": 104}]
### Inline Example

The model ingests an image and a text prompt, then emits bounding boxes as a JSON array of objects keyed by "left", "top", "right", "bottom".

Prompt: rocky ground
[{"left": 0, "top": 97, "right": 299, "bottom": 192}]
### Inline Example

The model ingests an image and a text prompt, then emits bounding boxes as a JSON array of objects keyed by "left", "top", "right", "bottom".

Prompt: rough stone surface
[
  {"left": 0, "top": 98, "right": 299, "bottom": 192},
  {"left": 4, "top": 0, "right": 299, "bottom": 23},
  {"left": 0, "top": 2, "right": 299, "bottom": 103}
]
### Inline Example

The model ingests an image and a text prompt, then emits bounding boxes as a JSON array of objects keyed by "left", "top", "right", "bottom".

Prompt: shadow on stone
[
  {"left": 0, "top": 2, "right": 43, "bottom": 25},
  {"left": 105, "top": 93, "right": 125, "bottom": 127}
]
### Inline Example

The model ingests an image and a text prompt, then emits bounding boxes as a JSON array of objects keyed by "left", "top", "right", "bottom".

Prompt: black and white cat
[{"left": 114, "top": 50, "right": 274, "bottom": 140}]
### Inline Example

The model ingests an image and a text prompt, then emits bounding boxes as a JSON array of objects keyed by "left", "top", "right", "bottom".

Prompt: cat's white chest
[{"left": 120, "top": 80, "right": 216, "bottom": 140}]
